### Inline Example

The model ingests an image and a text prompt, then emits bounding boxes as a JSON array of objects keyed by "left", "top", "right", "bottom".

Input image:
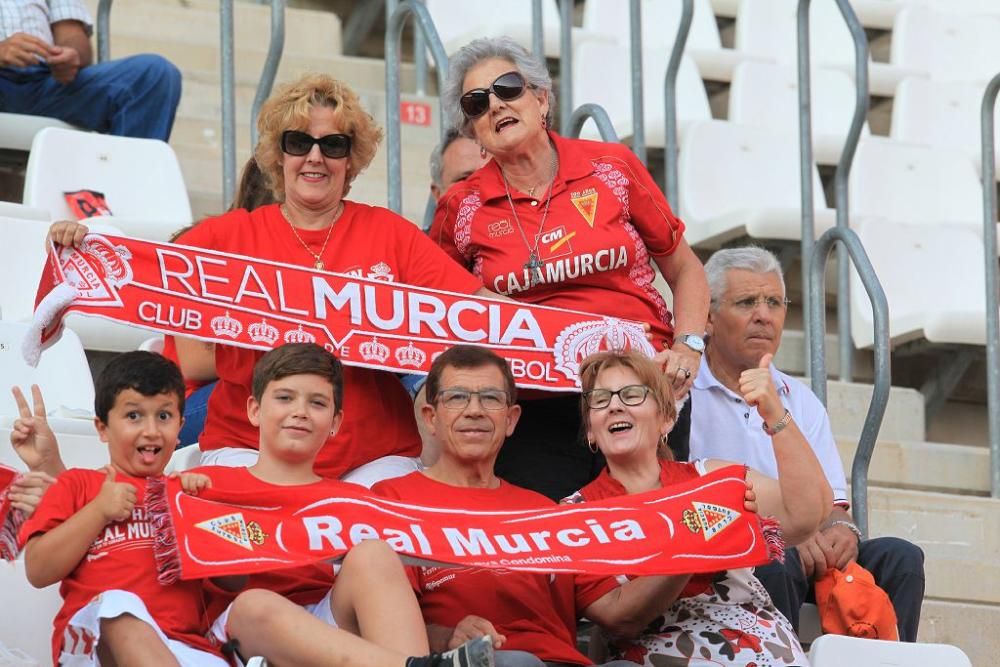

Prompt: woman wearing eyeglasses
[
  {"left": 562, "top": 350, "right": 830, "bottom": 666},
  {"left": 430, "top": 37, "right": 710, "bottom": 501},
  {"left": 48, "top": 74, "right": 491, "bottom": 484}
]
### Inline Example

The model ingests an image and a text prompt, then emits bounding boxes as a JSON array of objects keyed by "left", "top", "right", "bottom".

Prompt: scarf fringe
[
  {"left": 0, "top": 506, "right": 25, "bottom": 561},
  {"left": 22, "top": 282, "right": 78, "bottom": 367},
  {"left": 147, "top": 476, "right": 181, "bottom": 585},
  {"left": 761, "top": 516, "right": 785, "bottom": 563}
]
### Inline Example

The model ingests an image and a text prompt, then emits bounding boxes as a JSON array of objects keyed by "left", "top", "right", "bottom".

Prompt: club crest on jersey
[
  {"left": 570, "top": 188, "right": 599, "bottom": 228},
  {"left": 196, "top": 513, "right": 267, "bottom": 550},
  {"left": 535, "top": 226, "right": 575, "bottom": 261},
  {"left": 681, "top": 502, "right": 740, "bottom": 541}
]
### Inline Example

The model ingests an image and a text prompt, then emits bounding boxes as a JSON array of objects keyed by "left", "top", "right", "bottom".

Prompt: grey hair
[
  {"left": 704, "top": 246, "right": 785, "bottom": 310},
  {"left": 442, "top": 36, "right": 556, "bottom": 139},
  {"left": 429, "top": 126, "right": 464, "bottom": 187}
]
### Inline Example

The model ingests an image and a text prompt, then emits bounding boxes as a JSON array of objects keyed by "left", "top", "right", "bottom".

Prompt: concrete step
[
  {"left": 839, "top": 437, "right": 989, "bottom": 496},
  {"left": 918, "top": 598, "right": 999, "bottom": 667},
  {"left": 868, "top": 486, "right": 1000, "bottom": 605},
  {"left": 811, "top": 379, "right": 925, "bottom": 443}
]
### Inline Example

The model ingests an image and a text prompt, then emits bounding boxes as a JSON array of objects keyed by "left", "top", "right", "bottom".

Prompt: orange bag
[{"left": 814, "top": 561, "right": 899, "bottom": 640}]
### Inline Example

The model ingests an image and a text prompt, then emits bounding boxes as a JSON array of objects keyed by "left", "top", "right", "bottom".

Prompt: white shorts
[
  {"left": 209, "top": 587, "right": 338, "bottom": 644},
  {"left": 199, "top": 447, "right": 260, "bottom": 468},
  {"left": 61, "top": 590, "right": 227, "bottom": 667},
  {"left": 340, "top": 455, "right": 423, "bottom": 489}
]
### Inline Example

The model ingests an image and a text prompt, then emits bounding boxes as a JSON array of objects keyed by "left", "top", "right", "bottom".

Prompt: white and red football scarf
[
  {"left": 26, "top": 234, "right": 655, "bottom": 391},
  {"left": 148, "top": 465, "right": 782, "bottom": 583},
  {"left": 0, "top": 465, "right": 24, "bottom": 561}
]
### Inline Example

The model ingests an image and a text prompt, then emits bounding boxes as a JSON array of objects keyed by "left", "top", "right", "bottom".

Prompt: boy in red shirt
[
  {"left": 19, "top": 351, "right": 227, "bottom": 666},
  {"left": 196, "top": 343, "right": 492, "bottom": 667}
]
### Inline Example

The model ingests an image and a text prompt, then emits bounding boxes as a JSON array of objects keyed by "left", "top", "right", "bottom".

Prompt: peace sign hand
[{"left": 10, "top": 385, "right": 65, "bottom": 476}]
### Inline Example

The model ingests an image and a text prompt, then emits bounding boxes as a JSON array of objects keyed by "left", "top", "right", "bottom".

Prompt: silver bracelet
[{"left": 829, "top": 520, "right": 863, "bottom": 542}]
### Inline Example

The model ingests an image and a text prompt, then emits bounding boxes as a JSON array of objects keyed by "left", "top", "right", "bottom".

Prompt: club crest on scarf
[
  {"left": 682, "top": 502, "right": 741, "bottom": 541},
  {"left": 553, "top": 317, "right": 655, "bottom": 381},
  {"left": 196, "top": 513, "right": 267, "bottom": 551},
  {"left": 56, "top": 234, "right": 133, "bottom": 307}
]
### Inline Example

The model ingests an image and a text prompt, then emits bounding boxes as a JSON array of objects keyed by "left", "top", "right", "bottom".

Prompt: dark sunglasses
[
  {"left": 459, "top": 71, "right": 528, "bottom": 119},
  {"left": 281, "top": 130, "right": 352, "bottom": 159}
]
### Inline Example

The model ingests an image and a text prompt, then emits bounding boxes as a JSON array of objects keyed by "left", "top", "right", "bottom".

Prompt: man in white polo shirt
[{"left": 689, "top": 246, "right": 925, "bottom": 641}]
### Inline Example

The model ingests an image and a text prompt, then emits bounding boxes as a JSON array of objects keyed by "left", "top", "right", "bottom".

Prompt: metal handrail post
[
  {"left": 809, "top": 227, "right": 890, "bottom": 537},
  {"left": 567, "top": 104, "right": 620, "bottom": 142},
  {"left": 386, "top": 1, "right": 450, "bottom": 214},
  {"left": 97, "top": 0, "right": 113, "bottom": 63},
  {"left": 220, "top": 0, "right": 236, "bottom": 209},
  {"left": 796, "top": 0, "right": 815, "bottom": 370},
  {"left": 250, "top": 0, "right": 286, "bottom": 150},
  {"left": 664, "top": 0, "right": 692, "bottom": 208},
  {"left": 532, "top": 0, "right": 544, "bottom": 59},
  {"left": 981, "top": 73, "right": 1000, "bottom": 498},
  {"left": 559, "top": 0, "right": 573, "bottom": 132},
  {"left": 629, "top": 0, "right": 646, "bottom": 164},
  {"left": 414, "top": 0, "right": 427, "bottom": 95},
  {"left": 832, "top": 0, "right": 869, "bottom": 382}
]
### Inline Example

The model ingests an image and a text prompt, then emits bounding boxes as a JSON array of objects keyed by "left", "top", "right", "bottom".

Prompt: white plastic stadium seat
[
  {"left": 910, "top": 0, "right": 1000, "bottom": 14},
  {"left": 22, "top": 127, "right": 192, "bottom": 243},
  {"left": 0, "top": 321, "right": 94, "bottom": 418},
  {"left": 891, "top": 7, "right": 1000, "bottom": 84},
  {"left": 728, "top": 61, "right": 868, "bottom": 165},
  {"left": 573, "top": 44, "right": 711, "bottom": 147},
  {"left": 735, "top": 0, "right": 924, "bottom": 96},
  {"left": 581, "top": 0, "right": 766, "bottom": 82},
  {"left": 0, "top": 112, "right": 75, "bottom": 152},
  {"left": 847, "top": 0, "right": 906, "bottom": 30},
  {"left": 809, "top": 634, "right": 972, "bottom": 666},
  {"left": 891, "top": 76, "right": 1000, "bottom": 178},
  {"left": 851, "top": 219, "right": 993, "bottom": 349},
  {"left": 424, "top": 0, "right": 604, "bottom": 60},
  {"left": 678, "top": 120, "right": 835, "bottom": 247},
  {"left": 164, "top": 444, "right": 203, "bottom": 475},
  {"left": 849, "top": 138, "right": 983, "bottom": 229},
  {"left": 0, "top": 213, "right": 150, "bottom": 352},
  {"left": 0, "top": 559, "right": 63, "bottom": 666}
]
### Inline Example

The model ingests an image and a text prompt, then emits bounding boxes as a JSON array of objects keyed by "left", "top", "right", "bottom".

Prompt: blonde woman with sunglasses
[
  {"left": 47, "top": 74, "right": 494, "bottom": 485},
  {"left": 430, "top": 37, "right": 710, "bottom": 502}
]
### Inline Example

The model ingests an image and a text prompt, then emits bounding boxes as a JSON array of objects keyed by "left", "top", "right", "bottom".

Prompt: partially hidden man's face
[
  {"left": 432, "top": 137, "right": 490, "bottom": 200},
  {"left": 706, "top": 269, "right": 787, "bottom": 371},
  {"left": 422, "top": 364, "right": 521, "bottom": 467}
]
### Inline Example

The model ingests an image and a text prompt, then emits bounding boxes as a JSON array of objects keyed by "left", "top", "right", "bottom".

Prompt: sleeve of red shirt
[
  {"left": 396, "top": 212, "right": 482, "bottom": 294},
  {"left": 18, "top": 470, "right": 85, "bottom": 547},
  {"left": 601, "top": 143, "right": 685, "bottom": 257},
  {"left": 429, "top": 187, "right": 475, "bottom": 268},
  {"left": 573, "top": 573, "right": 622, "bottom": 611}
]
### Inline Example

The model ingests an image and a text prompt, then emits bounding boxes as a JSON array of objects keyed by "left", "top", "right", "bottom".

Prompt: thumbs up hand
[
  {"left": 94, "top": 466, "right": 137, "bottom": 523},
  {"left": 738, "top": 353, "right": 784, "bottom": 426}
]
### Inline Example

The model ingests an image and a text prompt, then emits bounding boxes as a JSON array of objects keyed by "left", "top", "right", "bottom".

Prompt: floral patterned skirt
[{"left": 605, "top": 569, "right": 809, "bottom": 666}]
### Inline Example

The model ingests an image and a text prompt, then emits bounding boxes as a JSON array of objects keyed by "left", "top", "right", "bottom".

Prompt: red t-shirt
[
  {"left": 373, "top": 472, "right": 618, "bottom": 665},
  {"left": 161, "top": 335, "right": 209, "bottom": 398},
  {"left": 567, "top": 460, "right": 719, "bottom": 598},
  {"left": 431, "top": 131, "right": 685, "bottom": 348},
  {"left": 18, "top": 470, "right": 217, "bottom": 664},
  {"left": 192, "top": 466, "right": 340, "bottom": 621},
  {"left": 176, "top": 202, "right": 482, "bottom": 477}
]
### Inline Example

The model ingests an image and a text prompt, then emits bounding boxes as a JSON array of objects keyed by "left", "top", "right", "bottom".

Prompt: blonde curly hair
[{"left": 255, "top": 73, "right": 384, "bottom": 199}]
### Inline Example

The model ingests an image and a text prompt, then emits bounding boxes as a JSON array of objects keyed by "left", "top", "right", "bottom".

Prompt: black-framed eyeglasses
[
  {"left": 436, "top": 388, "right": 510, "bottom": 411},
  {"left": 281, "top": 130, "right": 352, "bottom": 159},
  {"left": 583, "top": 384, "right": 651, "bottom": 409},
  {"left": 459, "top": 71, "right": 528, "bottom": 119},
  {"left": 722, "top": 295, "right": 791, "bottom": 313}
]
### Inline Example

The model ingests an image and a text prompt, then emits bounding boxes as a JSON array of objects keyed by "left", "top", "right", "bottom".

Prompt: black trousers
[
  {"left": 494, "top": 395, "right": 692, "bottom": 502},
  {"left": 754, "top": 536, "right": 926, "bottom": 642}
]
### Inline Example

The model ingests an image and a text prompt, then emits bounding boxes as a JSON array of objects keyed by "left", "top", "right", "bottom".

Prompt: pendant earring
[
  {"left": 480, "top": 145, "right": 488, "bottom": 159},
  {"left": 541, "top": 113, "right": 547, "bottom": 129},
  {"left": 587, "top": 440, "right": 598, "bottom": 454}
]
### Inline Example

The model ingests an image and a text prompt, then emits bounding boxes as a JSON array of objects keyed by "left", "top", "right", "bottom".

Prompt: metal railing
[
  {"left": 664, "top": 0, "right": 692, "bottom": 209},
  {"left": 566, "top": 104, "right": 619, "bottom": 143},
  {"left": 981, "top": 73, "right": 1000, "bottom": 498},
  {"left": 386, "top": 0, "right": 450, "bottom": 214},
  {"left": 808, "top": 227, "right": 890, "bottom": 537},
  {"left": 96, "top": 0, "right": 113, "bottom": 63},
  {"left": 798, "top": 0, "right": 869, "bottom": 382},
  {"left": 219, "top": 0, "right": 285, "bottom": 209},
  {"left": 629, "top": 0, "right": 645, "bottom": 164},
  {"left": 559, "top": 0, "right": 573, "bottom": 132},
  {"left": 532, "top": 0, "right": 544, "bottom": 58}
]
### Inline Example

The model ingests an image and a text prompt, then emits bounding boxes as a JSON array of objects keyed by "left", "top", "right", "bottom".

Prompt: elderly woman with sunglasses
[
  {"left": 47, "top": 73, "right": 491, "bottom": 485},
  {"left": 562, "top": 350, "right": 832, "bottom": 666},
  {"left": 430, "top": 37, "right": 710, "bottom": 501}
]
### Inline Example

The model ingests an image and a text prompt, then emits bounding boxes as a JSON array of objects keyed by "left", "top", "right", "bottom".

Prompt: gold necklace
[{"left": 281, "top": 202, "right": 343, "bottom": 270}]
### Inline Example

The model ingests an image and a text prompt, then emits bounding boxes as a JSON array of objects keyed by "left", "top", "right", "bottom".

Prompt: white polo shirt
[{"left": 689, "top": 355, "right": 849, "bottom": 506}]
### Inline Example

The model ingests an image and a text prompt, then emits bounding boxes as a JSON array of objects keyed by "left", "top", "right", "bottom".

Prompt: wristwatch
[
  {"left": 675, "top": 333, "right": 705, "bottom": 354},
  {"left": 762, "top": 409, "right": 792, "bottom": 436}
]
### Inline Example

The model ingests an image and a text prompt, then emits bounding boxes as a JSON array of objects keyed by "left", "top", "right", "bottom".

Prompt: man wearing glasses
[{"left": 688, "top": 246, "right": 925, "bottom": 642}]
